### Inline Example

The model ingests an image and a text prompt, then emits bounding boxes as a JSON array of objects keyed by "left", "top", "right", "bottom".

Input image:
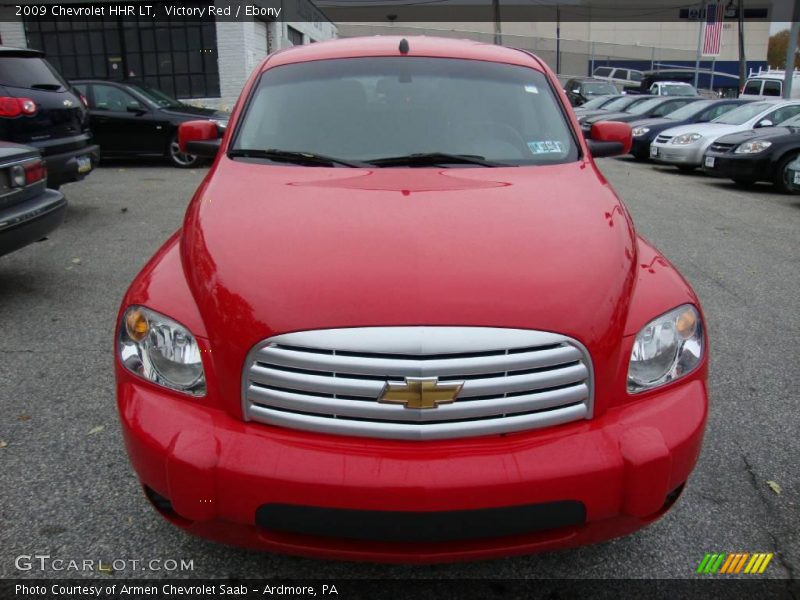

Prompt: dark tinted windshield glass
[
  {"left": 603, "top": 96, "right": 641, "bottom": 111},
  {"left": 0, "top": 57, "right": 67, "bottom": 90},
  {"left": 234, "top": 57, "right": 578, "bottom": 165},
  {"left": 665, "top": 100, "right": 713, "bottom": 120},
  {"left": 626, "top": 98, "right": 668, "bottom": 115},
  {"left": 579, "top": 95, "right": 617, "bottom": 109}
]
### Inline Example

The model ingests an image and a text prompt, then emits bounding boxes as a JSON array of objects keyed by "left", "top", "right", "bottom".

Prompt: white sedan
[{"left": 649, "top": 99, "right": 800, "bottom": 171}]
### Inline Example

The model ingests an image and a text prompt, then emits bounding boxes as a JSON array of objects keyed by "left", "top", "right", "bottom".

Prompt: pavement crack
[{"left": 738, "top": 445, "right": 797, "bottom": 582}]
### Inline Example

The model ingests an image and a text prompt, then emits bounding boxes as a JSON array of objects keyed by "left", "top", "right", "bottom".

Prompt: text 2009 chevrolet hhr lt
[{"left": 115, "top": 37, "right": 707, "bottom": 563}]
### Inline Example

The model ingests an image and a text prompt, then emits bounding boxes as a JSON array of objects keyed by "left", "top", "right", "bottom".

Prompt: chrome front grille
[
  {"left": 242, "top": 327, "right": 593, "bottom": 440},
  {"left": 709, "top": 142, "right": 735, "bottom": 153},
  {"left": 656, "top": 134, "right": 673, "bottom": 144}
]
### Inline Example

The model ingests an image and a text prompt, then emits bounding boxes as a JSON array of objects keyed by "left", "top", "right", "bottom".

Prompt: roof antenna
[{"left": 399, "top": 38, "right": 410, "bottom": 55}]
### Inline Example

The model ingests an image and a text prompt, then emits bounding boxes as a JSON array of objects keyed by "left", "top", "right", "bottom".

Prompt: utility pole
[
  {"left": 737, "top": 0, "right": 746, "bottom": 89},
  {"left": 694, "top": 1, "right": 704, "bottom": 88},
  {"left": 783, "top": 2, "right": 800, "bottom": 98},
  {"left": 492, "top": 0, "right": 501, "bottom": 45}
]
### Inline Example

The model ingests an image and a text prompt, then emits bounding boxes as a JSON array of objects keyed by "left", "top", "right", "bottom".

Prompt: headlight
[
  {"left": 671, "top": 133, "right": 702, "bottom": 145},
  {"left": 118, "top": 306, "right": 206, "bottom": 396},
  {"left": 628, "top": 304, "right": 704, "bottom": 393},
  {"left": 734, "top": 140, "right": 772, "bottom": 154},
  {"left": 631, "top": 126, "right": 650, "bottom": 137}
]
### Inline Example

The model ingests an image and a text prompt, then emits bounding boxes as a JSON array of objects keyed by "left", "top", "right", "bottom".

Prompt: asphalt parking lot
[{"left": 0, "top": 157, "right": 798, "bottom": 581}]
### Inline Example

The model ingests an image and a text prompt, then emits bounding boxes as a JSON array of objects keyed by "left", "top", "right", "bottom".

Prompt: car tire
[
  {"left": 167, "top": 134, "right": 202, "bottom": 169},
  {"left": 774, "top": 153, "right": 800, "bottom": 194},
  {"left": 731, "top": 177, "right": 756, "bottom": 187},
  {"left": 631, "top": 149, "right": 649, "bottom": 161}
]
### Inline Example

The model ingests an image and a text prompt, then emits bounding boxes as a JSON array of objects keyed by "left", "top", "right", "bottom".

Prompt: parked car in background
[
  {"left": 591, "top": 66, "right": 644, "bottom": 90},
  {"left": 0, "top": 47, "right": 98, "bottom": 189},
  {"left": 785, "top": 155, "right": 800, "bottom": 193},
  {"left": 563, "top": 77, "right": 619, "bottom": 106},
  {"left": 580, "top": 96, "right": 701, "bottom": 137},
  {"left": 701, "top": 113, "right": 800, "bottom": 193},
  {"left": 649, "top": 100, "right": 800, "bottom": 171},
  {"left": 571, "top": 94, "right": 621, "bottom": 115},
  {"left": 574, "top": 94, "right": 654, "bottom": 124},
  {"left": 740, "top": 68, "right": 800, "bottom": 100},
  {"left": 117, "top": 36, "right": 708, "bottom": 562},
  {"left": 0, "top": 142, "right": 66, "bottom": 257},
  {"left": 648, "top": 81, "right": 699, "bottom": 97},
  {"left": 628, "top": 99, "right": 752, "bottom": 160},
  {"left": 71, "top": 80, "right": 228, "bottom": 168}
]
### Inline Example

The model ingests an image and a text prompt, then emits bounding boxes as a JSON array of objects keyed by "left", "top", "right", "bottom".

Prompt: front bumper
[
  {"left": 0, "top": 189, "right": 66, "bottom": 257},
  {"left": 630, "top": 136, "right": 656, "bottom": 157},
  {"left": 118, "top": 376, "right": 707, "bottom": 563},
  {"left": 701, "top": 152, "right": 772, "bottom": 181},
  {"left": 650, "top": 142, "right": 706, "bottom": 166}
]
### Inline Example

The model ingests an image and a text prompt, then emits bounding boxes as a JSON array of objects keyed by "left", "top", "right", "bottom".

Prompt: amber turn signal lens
[
  {"left": 125, "top": 309, "right": 149, "bottom": 342},
  {"left": 675, "top": 309, "right": 697, "bottom": 339}
]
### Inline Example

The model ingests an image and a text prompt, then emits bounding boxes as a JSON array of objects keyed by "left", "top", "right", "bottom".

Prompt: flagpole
[{"left": 694, "top": 1, "right": 704, "bottom": 88}]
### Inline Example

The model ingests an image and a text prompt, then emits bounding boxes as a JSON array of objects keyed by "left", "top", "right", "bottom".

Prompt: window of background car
[
  {"left": 769, "top": 105, "right": 800, "bottom": 124},
  {"left": 630, "top": 71, "right": 643, "bottom": 82},
  {"left": 92, "top": 84, "right": 143, "bottom": 112},
  {"left": 233, "top": 58, "right": 579, "bottom": 165},
  {"left": 699, "top": 102, "right": 739, "bottom": 121},
  {"left": 712, "top": 102, "right": 771, "bottom": 125},
  {"left": 583, "top": 82, "right": 618, "bottom": 96},
  {"left": 778, "top": 114, "right": 800, "bottom": 126},
  {"left": 613, "top": 69, "right": 629, "bottom": 80},
  {"left": 664, "top": 100, "right": 712, "bottom": 120},
  {"left": 662, "top": 84, "right": 696, "bottom": 96},
  {"left": 593, "top": 67, "right": 613, "bottom": 77},
  {"left": 579, "top": 95, "right": 615, "bottom": 109},
  {"left": 625, "top": 97, "right": 667, "bottom": 115},
  {"left": 596, "top": 95, "right": 636, "bottom": 111},
  {"left": 0, "top": 56, "right": 67, "bottom": 91},
  {"left": 742, "top": 80, "right": 762, "bottom": 95},
  {"left": 127, "top": 84, "right": 183, "bottom": 109},
  {"left": 762, "top": 80, "right": 782, "bottom": 97}
]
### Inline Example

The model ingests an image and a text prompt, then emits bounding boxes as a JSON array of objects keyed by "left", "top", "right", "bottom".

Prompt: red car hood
[{"left": 182, "top": 159, "right": 637, "bottom": 377}]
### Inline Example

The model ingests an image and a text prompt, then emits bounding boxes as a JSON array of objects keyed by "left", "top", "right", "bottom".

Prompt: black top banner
[{"left": 9, "top": 0, "right": 779, "bottom": 23}]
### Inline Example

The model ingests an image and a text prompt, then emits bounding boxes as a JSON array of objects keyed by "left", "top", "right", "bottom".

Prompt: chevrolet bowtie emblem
[{"left": 378, "top": 377, "right": 464, "bottom": 410}]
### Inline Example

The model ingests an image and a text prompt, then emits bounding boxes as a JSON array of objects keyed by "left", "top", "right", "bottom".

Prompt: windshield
[
  {"left": 582, "top": 82, "right": 618, "bottom": 95},
  {"left": 712, "top": 102, "right": 771, "bottom": 125},
  {"left": 128, "top": 84, "right": 183, "bottom": 108},
  {"left": 665, "top": 100, "right": 713, "bottom": 120},
  {"left": 662, "top": 84, "right": 696, "bottom": 96},
  {"left": 233, "top": 57, "right": 579, "bottom": 166},
  {"left": 600, "top": 96, "right": 640, "bottom": 111},
  {"left": 579, "top": 95, "right": 617, "bottom": 109},
  {"left": 626, "top": 97, "right": 668, "bottom": 115}
]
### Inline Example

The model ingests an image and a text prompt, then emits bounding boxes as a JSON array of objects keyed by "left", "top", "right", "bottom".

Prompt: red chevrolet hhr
[{"left": 115, "top": 37, "right": 708, "bottom": 562}]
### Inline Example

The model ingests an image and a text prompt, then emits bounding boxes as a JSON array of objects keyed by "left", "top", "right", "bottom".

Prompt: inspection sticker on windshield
[
  {"left": 524, "top": 85, "right": 539, "bottom": 94},
  {"left": 528, "top": 141, "right": 563, "bottom": 154}
]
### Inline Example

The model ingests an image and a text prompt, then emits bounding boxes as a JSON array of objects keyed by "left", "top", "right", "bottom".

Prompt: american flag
[{"left": 702, "top": 1, "right": 724, "bottom": 56}]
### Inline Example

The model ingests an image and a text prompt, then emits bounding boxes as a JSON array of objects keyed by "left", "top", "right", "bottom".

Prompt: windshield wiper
[
  {"left": 228, "top": 148, "right": 368, "bottom": 168},
  {"left": 365, "top": 152, "right": 511, "bottom": 167}
]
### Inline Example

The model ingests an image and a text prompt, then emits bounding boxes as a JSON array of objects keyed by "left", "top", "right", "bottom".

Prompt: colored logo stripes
[{"left": 697, "top": 552, "right": 773, "bottom": 574}]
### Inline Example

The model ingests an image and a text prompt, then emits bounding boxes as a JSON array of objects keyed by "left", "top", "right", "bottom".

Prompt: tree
[{"left": 767, "top": 30, "right": 800, "bottom": 69}]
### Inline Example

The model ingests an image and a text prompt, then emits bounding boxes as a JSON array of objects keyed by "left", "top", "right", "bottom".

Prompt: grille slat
[
  {"left": 256, "top": 344, "right": 582, "bottom": 377},
  {"left": 248, "top": 383, "right": 590, "bottom": 422},
  {"left": 242, "top": 327, "right": 593, "bottom": 440}
]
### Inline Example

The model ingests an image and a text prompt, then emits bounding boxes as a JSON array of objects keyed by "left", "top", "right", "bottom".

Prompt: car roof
[
  {"left": 0, "top": 46, "right": 44, "bottom": 58},
  {"left": 262, "top": 36, "right": 543, "bottom": 72}
]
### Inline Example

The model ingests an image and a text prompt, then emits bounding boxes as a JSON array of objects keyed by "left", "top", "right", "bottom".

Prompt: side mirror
[
  {"left": 587, "top": 121, "right": 632, "bottom": 158},
  {"left": 754, "top": 119, "right": 774, "bottom": 128},
  {"left": 178, "top": 120, "right": 221, "bottom": 157}
]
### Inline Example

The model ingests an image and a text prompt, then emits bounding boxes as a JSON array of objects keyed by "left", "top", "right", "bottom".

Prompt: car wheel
[
  {"left": 168, "top": 135, "right": 201, "bottom": 168},
  {"left": 774, "top": 153, "right": 800, "bottom": 194}
]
